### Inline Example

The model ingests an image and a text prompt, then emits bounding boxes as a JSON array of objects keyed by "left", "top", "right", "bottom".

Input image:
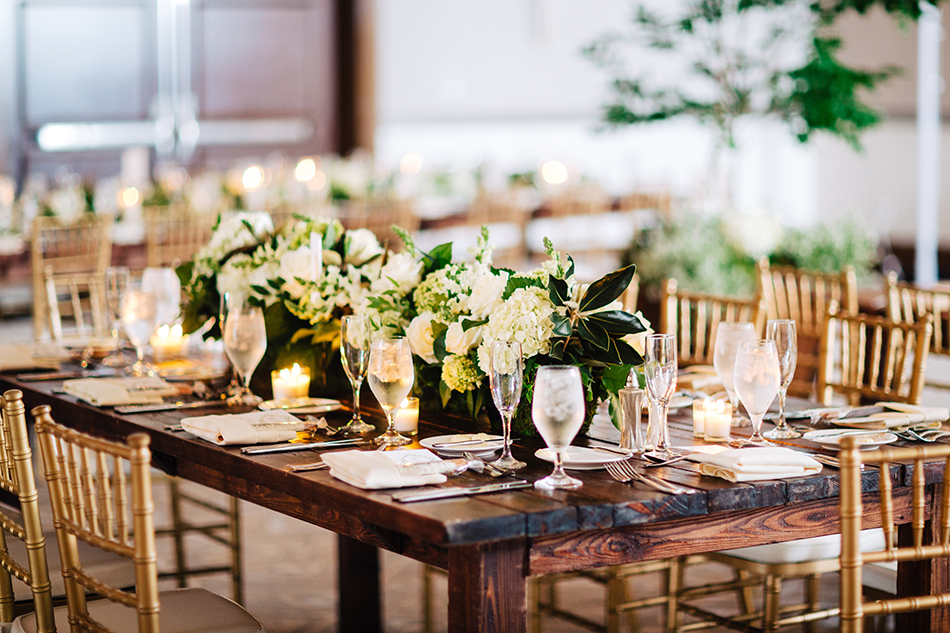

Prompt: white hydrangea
[
  {"left": 442, "top": 354, "right": 481, "bottom": 392},
  {"left": 413, "top": 263, "right": 475, "bottom": 320},
  {"left": 476, "top": 287, "right": 556, "bottom": 373},
  {"left": 194, "top": 211, "right": 273, "bottom": 277}
]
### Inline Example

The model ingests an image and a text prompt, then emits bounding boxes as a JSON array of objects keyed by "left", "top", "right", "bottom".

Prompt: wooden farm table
[{"left": 2, "top": 375, "right": 948, "bottom": 632}]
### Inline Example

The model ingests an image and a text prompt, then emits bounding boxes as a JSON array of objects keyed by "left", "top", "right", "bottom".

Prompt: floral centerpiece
[
  {"left": 378, "top": 227, "right": 649, "bottom": 436},
  {"left": 176, "top": 211, "right": 411, "bottom": 388}
]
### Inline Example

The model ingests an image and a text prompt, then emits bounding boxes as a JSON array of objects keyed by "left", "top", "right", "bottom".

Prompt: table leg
[
  {"left": 896, "top": 520, "right": 950, "bottom": 632},
  {"left": 448, "top": 539, "right": 527, "bottom": 633},
  {"left": 337, "top": 535, "right": 381, "bottom": 633}
]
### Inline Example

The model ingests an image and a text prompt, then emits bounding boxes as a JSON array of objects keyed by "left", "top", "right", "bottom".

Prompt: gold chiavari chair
[
  {"left": 817, "top": 304, "right": 932, "bottom": 406},
  {"left": 756, "top": 259, "right": 857, "bottom": 397},
  {"left": 0, "top": 390, "right": 134, "bottom": 630},
  {"left": 41, "top": 268, "right": 109, "bottom": 344},
  {"left": 144, "top": 205, "right": 216, "bottom": 269},
  {"left": 885, "top": 271, "right": 950, "bottom": 389},
  {"left": 466, "top": 192, "right": 530, "bottom": 268},
  {"left": 24, "top": 406, "right": 263, "bottom": 633},
  {"left": 31, "top": 215, "right": 113, "bottom": 341},
  {"left": 660, "top": 278, "right": 765, "bottom": 367},
  {"left": 338, "top": 198, "right": 419, "bottom": 251},
  {"left": 838, "top": 436, "right": 950, "bottom": 632},
  {"left": 547, "top": 183, "right": 610, "bottom": 218}
]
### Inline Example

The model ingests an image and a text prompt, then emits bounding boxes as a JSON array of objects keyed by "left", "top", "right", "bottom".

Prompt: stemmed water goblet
[
  {"left": 713, "top": 322, "right": 757, "bottom": 427},
  {"left": 532, "top": 365, "right": 585, "bottom": 490},
  {"left": 489, "top": 341, "right": 526, "bottom": 471},
  {"left": 340, "top": 315, "right": 375, "bottom": 434},
  {"left": 368, "top": 337, "right": 414, "bottom": 446},
  {"left": 120, "top": 286, "right": 157, "bottom": 377},
  {"left": 733, "top": 340, "right": 781, "bottom": 446},
  {"left": 222, "top": 294, "right": 267, "bottom": 406},
  {"left": 764, "top": 320, "right": 800, "bottom": 439},
  {"left": 142, "top": 267, "right": 181, "bottom": 326},
  {"left": 643, "top": 334, "right": 680, "bottom": 460},
  {"left": 102, "top": 266, "right": 131, "bottom": 367}
]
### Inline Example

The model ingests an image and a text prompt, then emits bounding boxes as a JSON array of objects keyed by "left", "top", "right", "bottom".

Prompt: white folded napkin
[
  {"left": 692, "top": 447, "right": 822, "bottom": 482},
  {"left": 879, "top": 402, "right": 949, "bottom": 425},
  {"left": 63, "top": 377, "right": 179, "bottom": 406},
  {"left": 678, "top": 365, "right": 723, "bottom": 391},
  {"left": 322, "top": 449, "right": 448, "bottom": 490},
  {"left": 0, "top": 344, "right": 61, "bottom": 372},
  {"left": 181, "top": 410, "right": 307, "bottom": 445}
]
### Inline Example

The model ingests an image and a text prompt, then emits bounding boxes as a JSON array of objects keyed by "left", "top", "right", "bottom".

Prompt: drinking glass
[
  {"left": 141, "top": 267, "right": 181, "bottom": 326},
  {"left": 643, "top": 334, "right": 680, "bottom": 459},
  {"left": 764, "top": 320, "right": 800, "bottom": 439},
  {"left": 489, "top": 341, "right": 526, "bottom": 470},
  {"left": 219, "top": 291, "right": 243, "bottom": 398},
  {"left": 340, "top": 315, "right": 375, "bottom": 434},
  {"left": 713, "top": 322, "right": 757, "bottom": 427},
  {"left": 223, "top": 295, "right": 267, "bottom": 406},
  {"left": 102, "top": 266, "right": 131, "bottom": 367},
  {"left": 532, "top": 365, "right": 585, "bottom": 490},
  {"left": 733, "top": 340, "right": 781, "bottom": 446},
  {"left": 368, "top": 337, "right": 414, "bottom": 446},
  {"left": 120, "top": 286, "right": 157, "bottom": 377}
]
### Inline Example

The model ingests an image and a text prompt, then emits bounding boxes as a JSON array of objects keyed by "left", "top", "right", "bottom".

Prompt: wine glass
[
  {"left": 643, "top": 334, "right": 680, "bottom": 460},
  {"left": 368, "top": 337, "right": 414, "bottom": 446},
  {"left": 102, "top": 266, "right": 131, "bottom": 367},
  {"left": 532, "top": 365, "right": 585, "bottom": 490},
  {"left": 489, "top": 341, "right": 526, "bottom": 470},
  {"left": 223, "top": 295, "right": 267, "bottom": 406},
  {"left": 713, "top": 322, "right": 757, "bottom": 427},
  {"left": 733, "top": 340, "right": 781, "bottom": 446},
  {"left": 120, "top": 286, "right": 157, "bottom": 377},
  {"left": 340, "top": 315, "right": 375, "bottom": 434},
  {"left": 219, "top": 291, "right": 243, "bottom": 398},
  {"left": 142, "top": 267, "right": 181, "bottom": 326},
  {"left": 764, "top": 320, "right": 800, "bottom": 439}
]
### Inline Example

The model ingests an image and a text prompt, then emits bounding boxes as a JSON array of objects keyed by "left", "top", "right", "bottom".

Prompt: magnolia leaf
[
  {"left": 601, "top": 363, "right": 635, "bottom": 395},
  {"left": 462, "top": 318, "right": 488, "bottom": 331},
  {"left": 581, "top": 337, "right": 622, "bottom": 365},
  {"left": 585, "top": 310, "right": 647, "bottom": 335},
  {"left": 439, "top": 380, "right": 452, "bottom": 408},
  {"left": 615, "top": 339, "right": 643, "bottom": 365},
  {"left": 565, "top": 255, "right": 575, "bottom": 279},
  {"left": 432, "top": 321, "right": 449, "bottom": 362},
  {"left": 549, "top": 338, "right": 567, "bottom": 361},
  {"left": 577, "top": 318, "right": 611, "bottom": 352},
  {"left": 579, "top": 264, "right": 637, "bottom": 313},
  {"left": 550, "top": 312, "right": 573, "bottom": 338},
  {"left": 548, "top": 275, "right": 570, "bottom": 306}
]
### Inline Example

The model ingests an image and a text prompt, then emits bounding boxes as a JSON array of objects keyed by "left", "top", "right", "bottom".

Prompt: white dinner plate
[
  {"left": 535, "top": 446, "right": 629, "bottom": 470},
  {"left": 259, "top": 397, "right": 344, "bottom": 414},
  {"left": 802, "top": 429, "right": 899, "bottom": 450},
  {"left": 420, "top": 434, "right": 504, "bottom": 456}
]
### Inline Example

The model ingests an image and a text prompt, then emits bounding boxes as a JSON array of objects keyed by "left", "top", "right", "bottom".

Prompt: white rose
[
  {"left": 345, "top": 229, "right": 383, "bottom": 266},
  {"left": 468, "top": 272, "right": 508, "bottom": 320},
  {"left": 279, "top": 246, "right": 317, "bottom": 299},
  {"left": 406, "top": 312, "right": 438, "bottom": 364},
  {"left": 373, "top": 252, "right": 422, "bottom": 296},
  {"left": 445, "top": 321, "right": 483, "bottom": 355},
  {"left": 323, "top": 249, "right": 342, "bottom": 268}
]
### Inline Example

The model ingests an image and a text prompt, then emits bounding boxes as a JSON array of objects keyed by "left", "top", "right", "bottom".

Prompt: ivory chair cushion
[
  {"left": 12, "top": 587, "right": 264, "bottom": 633},
  {"left": 720, "top": 528, "right": 886, "bottom": 564},
  {"left": 863, "top": 561, "right": 897, "bottom": 594}
]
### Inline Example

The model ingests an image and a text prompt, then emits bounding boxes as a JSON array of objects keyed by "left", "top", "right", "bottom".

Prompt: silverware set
[{"left": 605, "top": 460, "right": 690, "bottom": 495}]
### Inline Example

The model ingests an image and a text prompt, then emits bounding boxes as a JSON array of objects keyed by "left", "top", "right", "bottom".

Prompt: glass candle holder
[
  {"left": 703, "top": 400, "right": 733, "bottom": 442},
  {"left": 393, "top": 397, "right": 419, "bottom": 435},
  {"left": 150, "top": 323, "right": 190, "bottom": 362},
  {"left": 692, "top": 398, "right": 708, "bottom": 437},
  {"left": 271, "top": 363, "right": 311, "bottom": 400}
]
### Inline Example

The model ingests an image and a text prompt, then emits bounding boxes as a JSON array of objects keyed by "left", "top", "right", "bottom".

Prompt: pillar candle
[
  {"left": 704, "top": 400, "right": 732, "bottom": 442},
  {"left": 393, "top": 397, "right": 419, "bottom": 435},
  {"left": 271, "top": 363, "right": 311, "bottom": 401},
  {"left": 150, "top": 323, "right": 189, "bottom": 362}
]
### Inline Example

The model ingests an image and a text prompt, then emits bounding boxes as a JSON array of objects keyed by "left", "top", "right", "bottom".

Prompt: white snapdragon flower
[
  {"left": 405, "top": 312, "right": 438, "bottom": 364},
  {"left": 445, "top": 321, "right": 483, "bottom": 355},
  {"left": 468, "top": 271, "right": 508, "bottom": 320}
]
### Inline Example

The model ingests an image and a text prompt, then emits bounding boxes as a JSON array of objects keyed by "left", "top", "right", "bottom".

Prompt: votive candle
[
  {"left": 704, "top": 400, "right": 732, "bottom": 442},
  {"left": 150, "top": 323, "right": 189, "bottom": 362},
  {"left": 692, "top": 398, "right": 708, "bottom": 437},
  {"left": 393, "top": 397, "right": 419, "bottom": 435},
  {"left": 271, "top": 363, "right": 311, "bottom": 400}
]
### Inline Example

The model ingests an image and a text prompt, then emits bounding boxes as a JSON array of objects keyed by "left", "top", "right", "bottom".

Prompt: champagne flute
[
  {"left": 713, "top": 322, "right": 757, "bottom": 427},
  {"left": 643, "top": 334, "right": 680, "bottom": 460},
  {"left": 142, "top": 267, "right": 181, "bottom": 326},
  {"left": 764, "top": 320, "right": 800, "bottom": 439},
  {"left": 219, "top": 291, "right": 243, "bottom": 398},
  {"left": 532, "top": 365, "right": 585, "bottom": 490},
  {"left": 489, "top": 341, "right": 526, "bottom": 470},
  {"left": 368, "top": 337, "right": 414, "bottom": 446},
  {"left": 102, "top": 266, "right": 131, "bottom": 367},
  {"left": 340, "top": 315, "right": 374, "bottom": 434},
  {"left": 733, "top": 340, "right": 781, "bottom": 446},
  {"left": 120, "top": 286, "right": 157, "bottom": 377},
  {"left": 223, "top": 295, "right": 267, "bottom": 406}
]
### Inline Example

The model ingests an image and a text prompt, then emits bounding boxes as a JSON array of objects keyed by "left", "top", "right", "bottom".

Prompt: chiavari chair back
[
  {"left": 660, "top": 278, "right": 765, "bottom": 367},
  {"left": 338, "top": 198, "right": 419, "bottom": 251},
  {"left": 42, "top": 268, "right": 109, "bottom": 343},
  {"left": 816, "top": 304, "right": 932, "bottom": 406},
  {"left": 547, "top": 183, "right": 610, "bottom": 218},
  {"left": 144, "top": 205, "right": 216, "bottom": 269},
  {"left": 466, "top": 192, "right": 529, "bottom": 267},
  {"left": 31, "top": 215, "right": 113, "bottom": 340},
  {"left": 838, "top": 437, "right": 950, "bottom": 632},
  {"left": 30, "top": 407, "right": 263, "bottom": 633},
  {"left": 885, "top": 273, "right": 950, "bottom": 390}
]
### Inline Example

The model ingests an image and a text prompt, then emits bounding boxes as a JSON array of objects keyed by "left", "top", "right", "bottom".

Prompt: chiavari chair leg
[
  {"left": 763, "top": 574, "right": 782, "bottom": 633},
  {"left": 804, "top": 573, "right": 820, "bottom": 633},
  {"left": 665, "top": 557, "right": 684, "bottom": 633},
  {"left": 737, "top": 569, "right": 755, "bottom": 614}
]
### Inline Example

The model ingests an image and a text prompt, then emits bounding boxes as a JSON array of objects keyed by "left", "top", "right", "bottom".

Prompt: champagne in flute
[
  {"left": 120, "top": 287, "right": 157, "bottom": 377},
  {"left": 223, "top": 296, "right": 267, "bottom": 406},
  {"left": 733, "top": 340, "right": 781, "bottom": 446},
  {"left": 764, "top": 319, "right": 800, "bottom": 439},
  {"left": 341, "top": 315, "right": 374, "bottom": 434},
  {"left": 713, "top": 322, "right": 757, "bottom": 426},
  {"left": 490, "top": 341, "right": 526, "bottom": 470},
  {"left": 532, "top": 365, "right": 585, "bottom": 490},
  {"left": 103, "top": 267, "right": 131, "bottom": 367},
  {"left": 643, "top": 334, "right": 680, "bottom": 459},
  {"left": 368, "top": 337, "right": 414, "bottom": 446}
]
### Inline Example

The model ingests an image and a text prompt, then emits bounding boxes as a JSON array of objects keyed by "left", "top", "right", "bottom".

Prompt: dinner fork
[
  {"left": 614, "top": 459, "right": 691, "bottom": 494},
  {"left": 605, "top": 461, "right": 685, "bottom": 495}
]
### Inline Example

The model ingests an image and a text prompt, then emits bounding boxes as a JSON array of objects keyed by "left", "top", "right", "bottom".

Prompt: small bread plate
[
  {"left": 155, "top": 359, "right": 228, "bottom": 382},
  {"left": 803, "top": 429, "right": 899, "bottom": 450},
  {"left": 643, "top": 395, "right": 693, "bottom": 412},
  {"left": 420, "top": 434, "right": 504, "bottom": 457},
  {"left": 259, "top": 397, "right": 344, "bottom": 414},
  {"left": 535, "top": 446, "right": 628, "bottom": 470}
]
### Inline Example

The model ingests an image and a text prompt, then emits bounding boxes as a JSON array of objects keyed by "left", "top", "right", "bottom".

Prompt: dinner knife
[
  {"left": 241, "top": 438, "right": 371, "bottom": 455},
  {"left": 391, "top": 480, "right": 532, "bottom": 503},
  {"left": 115, "top": 400, "right": 228, "bottom": 414}
]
